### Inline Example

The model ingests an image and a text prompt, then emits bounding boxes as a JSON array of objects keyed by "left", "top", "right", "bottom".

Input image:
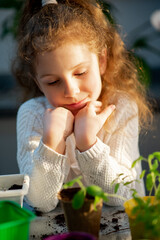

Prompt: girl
[{"left": 13, "top": 0, "right": 152, "bottom": 212}]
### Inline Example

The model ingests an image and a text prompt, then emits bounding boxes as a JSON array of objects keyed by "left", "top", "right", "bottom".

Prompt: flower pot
[
  {"left": 124, "top": 196, "right": 160, "bottom": 240},
  {"left": 0, "top": 174, "right": 29, "bottom": 207},
  {"left": 44, "top": 232, "right": 97, "bottom": 240},
  {"left": 0, "top": 200, "right": 35, "bottom": 240},
  {"left": 58, "top": 188, "right": 102, "bottom": 239}
]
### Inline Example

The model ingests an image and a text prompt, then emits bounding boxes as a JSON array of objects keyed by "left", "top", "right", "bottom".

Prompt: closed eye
[
  {"left": 48, "top": 80, "right": 59, "bottom": 85},
  {"left": 75, "top": 72, "right": 86, "bottom": 76}
]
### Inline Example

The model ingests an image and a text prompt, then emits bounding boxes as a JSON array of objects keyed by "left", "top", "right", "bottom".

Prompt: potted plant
[
  {"left": 58, "top": 176, "right": 125, "bottom": 239},
  {"left": 114, "top": 151, "right": 160, "bottom": 240},
  {"left": 0, "top": 174, "right": 30, "bottom": 207}
]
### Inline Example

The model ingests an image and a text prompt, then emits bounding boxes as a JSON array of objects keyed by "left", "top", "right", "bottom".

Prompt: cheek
[
  {"left": 48, "top": 95, "right": 60, "bottom": 107},
  {"left": 88, "top": 75, "right": 102, "bottom": 97},
  {"left": 42, "top": 89, "right": 59, "bottom": 107}
]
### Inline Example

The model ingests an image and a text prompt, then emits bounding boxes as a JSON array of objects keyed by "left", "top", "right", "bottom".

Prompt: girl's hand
[
  {"left": 42, "top": 107, "right": 74, "bottom": 154},
  {"left": 74, "top": 101, "right": 115, "bottom": 152}
]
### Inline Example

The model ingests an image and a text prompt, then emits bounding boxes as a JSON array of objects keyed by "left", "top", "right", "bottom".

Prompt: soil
[
  {"left": 112, "top": 217, "right": 118, "bottom": 223},
  {"left": 58, "top": 188, "right": 94, "bottom": 201},
  {"left": 33, "top": 208, "right": 43, "bottom": 216},
  {"left": 100, "top": 217, "right": 119, "bottom": 232},
  {"left": 55, "top": 214, "right": 65, "bottom": 227},
  {"left": 8, "top": 184, "right": 22, "bottom": 190},
  {"left": 100, "top": 223, "right": 108, "bottom": 231}
]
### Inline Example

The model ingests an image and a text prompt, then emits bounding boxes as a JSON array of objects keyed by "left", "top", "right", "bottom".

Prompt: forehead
[{"left": 36, "top": 43, "right": 97, "bottom": 68}]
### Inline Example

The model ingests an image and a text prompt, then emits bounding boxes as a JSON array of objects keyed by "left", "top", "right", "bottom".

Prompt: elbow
[
  {"left": 104, "top": 197, "right": 125, "bottom": 207},
  {"left": 26, "top": 193, "right": 59, "bottom": 213}
]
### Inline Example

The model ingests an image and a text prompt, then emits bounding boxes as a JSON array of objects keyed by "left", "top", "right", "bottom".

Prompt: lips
[{"left": 64, "top": 98, "right": 88, "bottom": 111}]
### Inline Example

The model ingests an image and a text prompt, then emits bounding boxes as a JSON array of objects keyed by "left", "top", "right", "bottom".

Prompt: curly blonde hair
[{"left": 13, "top": 0, "right": 152, "bottom": 130}]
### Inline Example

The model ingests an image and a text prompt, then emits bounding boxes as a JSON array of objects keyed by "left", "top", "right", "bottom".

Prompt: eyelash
[
  {"left": 48, "top": 80, "right": 59, "bottom": 85},
  {"left": 75, "top": 71, "right": 86, "bottom": 76},
  {"left": 48, "top": 71, "right": 87, "bottom": 85}
]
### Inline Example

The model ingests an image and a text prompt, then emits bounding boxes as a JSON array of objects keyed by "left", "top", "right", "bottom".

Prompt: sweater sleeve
[
  {"left": 75, "top": 97, "right": 144, "bottom": 205},
  {"left": 17, "top": 99, "right": 70, "bottom": 212}
]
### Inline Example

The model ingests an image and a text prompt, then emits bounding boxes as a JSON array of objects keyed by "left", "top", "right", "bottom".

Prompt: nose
[{"left": 64, "top": 79, "right": 80, "bottom": 98}]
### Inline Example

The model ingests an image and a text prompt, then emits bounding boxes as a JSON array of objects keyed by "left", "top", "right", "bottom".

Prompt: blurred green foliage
[{"left": 0, "top": 0, "right": 24, "bottom": 38}]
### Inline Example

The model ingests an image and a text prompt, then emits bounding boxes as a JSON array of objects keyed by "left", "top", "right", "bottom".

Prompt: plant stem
[
  {"left": 77, "top": 179, "right": 85, "bottom": 190},
  {"left": 107, "top": 193, "right": 127, "bottom": 202},
  {"left": 148, "top": 156, "right": 157, "bottom": 194}
]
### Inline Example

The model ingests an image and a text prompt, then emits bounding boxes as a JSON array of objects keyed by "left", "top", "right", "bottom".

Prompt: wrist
[
  {"left": 76, "top": 136, "right": 97, "bottom": 152},
  {"left": 42, "top": 135, "right": 66, "bottom": 154}
]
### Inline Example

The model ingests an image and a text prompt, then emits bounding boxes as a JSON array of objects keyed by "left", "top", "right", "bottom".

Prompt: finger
[
  {"left": 94, "top": 106, "right": 102, "bottom": 113},
  {"left": 98, "top": 104, "right": 116, "bottom": 123},
  {"left": 93, "top": 101, "right": 103, "bottom": 107},
  {"left": 85, "top": 101, "right": 96, "bottom": 113},
  {"left": 86, "top": 101, "right": 102, "bottom": 107},
  {"left": 86, "top": 101, "right": 102, "bottom": 114},
  {"left": 45, "top": 108, "right": 53, "bottom": 113}
]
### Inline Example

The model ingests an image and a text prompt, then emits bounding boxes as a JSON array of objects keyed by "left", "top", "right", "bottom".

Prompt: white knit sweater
[{"left": 17, "top": 94, "right": 145, "bottom": 212}]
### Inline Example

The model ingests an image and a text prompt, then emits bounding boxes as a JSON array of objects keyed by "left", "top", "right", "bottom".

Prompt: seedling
[
  {"left": 114, "top": 151, "right": 160, "bottom": 238},
  {"left": 63, "top": 176, "right": 125, "bottom": 210}
]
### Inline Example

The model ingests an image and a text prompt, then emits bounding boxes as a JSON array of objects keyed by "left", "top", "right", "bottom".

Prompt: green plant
[
  {"left": 63, "top": 176, "right": 125, "bottom": 210},
  {"left": 115, "top": 151, "right": 160, "bottom": 238},
  {"left": 0, "top": 0, "right": 24, "bottom": 39}
]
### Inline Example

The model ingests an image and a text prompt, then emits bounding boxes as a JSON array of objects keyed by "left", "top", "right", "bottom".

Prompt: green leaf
[
  {"left": 148, "top": 154, "right": 154, "bottom": 163},
  {"left": 101, "top": 192, "right": 108, "bottom": 202},
  {"left": 114, "top": 183, "right": 120, "bottom": 193},
  {"left": 63, "top": 176, "right": 82, "bottom": 189},
  {"left": 86, "top": 185, "right": 103, "bottom": 197},
  {"left": 134, "top": 196, "right": 145, "bottom": 206},
  {"left": 124, "top": 180, "right": 134, "bottom": 186},
  {"left": 134, "top": 56, "right": 151, "bottom": 88},
  {"left": 130, "top": 189, "right": 137, "bottom": 197},
  {"left": 151, "top": 159, "right": 159, "bottom": 171},
  {"left": 132, "top": 156, "right": 144, "bottom": 168},
  {"left": 156, "top": 186, "right": 160, "bottom": 200},
  {"left": 153, "top": 152, "right": 160, "bottom": 161},
  {"left": 140, "top": 170, "right": 146, "bottom": 179},
  {"left": 146, "top": 173, "right": 153, "bottom": 191},
  {"left": 122, "top": 175, "right": 130, "bottom": 181},
  {"left": 111, "top": 173, "right": 124, "bottom": 185},
  {"left": 86, "top": 185, "right": 108, "bottom": 202},
  {"left": 72, "top": 189, "right": 86, "bottom": 209}
]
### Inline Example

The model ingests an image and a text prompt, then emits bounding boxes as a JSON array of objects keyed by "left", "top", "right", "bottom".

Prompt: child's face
[{"left": 36, "top": 43, "right": 106, "bottom": 115}]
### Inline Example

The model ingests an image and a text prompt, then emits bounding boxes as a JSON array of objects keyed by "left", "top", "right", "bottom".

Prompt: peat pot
[{"left": 58, "top": 188, "right": 102, "bottom": 239}]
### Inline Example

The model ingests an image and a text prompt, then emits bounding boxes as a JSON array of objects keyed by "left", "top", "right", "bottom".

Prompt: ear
[{"left": 99, "top": 48, "right": 107, "bottom": 75}]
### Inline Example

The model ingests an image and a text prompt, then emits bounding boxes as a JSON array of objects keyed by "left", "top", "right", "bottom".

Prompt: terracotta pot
[
  {"left": 124, "top": 196, "right": 160, "bottom": 240},
  {"left": 44, "top": 232, "right": 97, "bottom": 240},
  {"left": 58, "top": 188, "right": 102, "bottom": 239}
]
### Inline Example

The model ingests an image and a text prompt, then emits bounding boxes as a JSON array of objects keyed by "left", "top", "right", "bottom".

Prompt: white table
[{"left": 28, "top": 203, "right": 131, "bottom": 240}]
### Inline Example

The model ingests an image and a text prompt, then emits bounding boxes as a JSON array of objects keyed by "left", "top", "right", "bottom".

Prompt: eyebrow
[
  {"left": 70, "top": 61, "right": 90, "bottom": 70},
  {"left": 40, "top": 73, "right": 56, "bottom": 79}
]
